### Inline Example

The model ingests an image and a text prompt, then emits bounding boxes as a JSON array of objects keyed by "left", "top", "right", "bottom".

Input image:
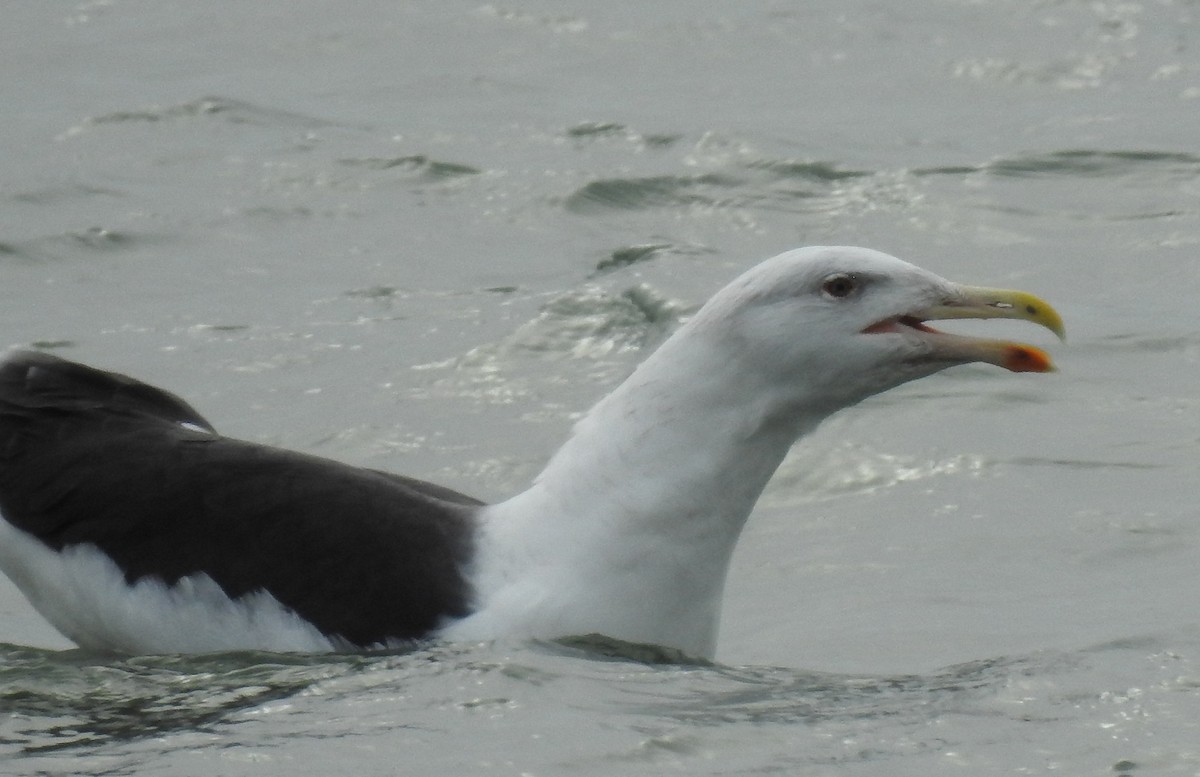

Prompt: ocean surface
[{"left": 3, "top": 1, "right": 1200, "bottom": 774}]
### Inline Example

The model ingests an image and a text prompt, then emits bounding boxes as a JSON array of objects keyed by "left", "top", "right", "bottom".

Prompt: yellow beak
[
  {"left": 918, "top": 285, "right": 1064, "bottom": 373},
  {"left": 925, "top": 286, "right": 1066, "bottom": 341},
  {"left": 862, "top": 285, "right": 1064, "bottom": 373}
]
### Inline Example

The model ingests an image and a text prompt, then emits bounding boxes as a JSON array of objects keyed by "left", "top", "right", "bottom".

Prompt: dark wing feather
[
  {"left": 0, "top": 349, "right": 215, "bottom": 432},
  {"left": 0, "top": 351, "right": 481, "bottom": 647}
]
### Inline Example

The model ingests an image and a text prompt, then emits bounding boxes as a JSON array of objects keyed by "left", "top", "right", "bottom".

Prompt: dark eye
[{"left": 821, "top": 273, "right": 859, "bottom": 299}]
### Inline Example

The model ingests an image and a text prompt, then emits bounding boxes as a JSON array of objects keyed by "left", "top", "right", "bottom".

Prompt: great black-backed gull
[{"left": 0, "top": 246, "right": 1063, "bottom": 657}]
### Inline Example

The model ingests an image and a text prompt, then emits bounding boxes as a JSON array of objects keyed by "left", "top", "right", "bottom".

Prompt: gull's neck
[{"left": 446, "top": 321, "right": 832, "bottom": 658}]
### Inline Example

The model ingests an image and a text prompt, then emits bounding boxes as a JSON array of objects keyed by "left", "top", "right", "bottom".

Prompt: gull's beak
[
  {"left": 866, "top": 285, "right": 1065, "bottom": 373},
  {"left": 927, "top": 285, "right": 1066, "bottom": 341},
  {"left": 921, "top": 285, "right": 1064, "bottom": 373}
]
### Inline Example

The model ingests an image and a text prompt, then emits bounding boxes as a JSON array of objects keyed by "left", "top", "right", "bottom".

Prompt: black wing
[{"left": 0, "top": 350, "right": 482, "bottom": 648}]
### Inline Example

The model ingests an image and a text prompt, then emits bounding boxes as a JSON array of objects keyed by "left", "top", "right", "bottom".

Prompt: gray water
[{"left": 3, "top": 1, "right": 1200, "bottom": 774}]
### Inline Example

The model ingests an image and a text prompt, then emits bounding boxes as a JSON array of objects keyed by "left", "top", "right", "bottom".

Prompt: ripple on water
[
  {"left": 0, "top": 227, "right": 164, "bottom": 264},
  {"left": 4, "top": 635, "right": 1200, "bottom": 774},
  {"left": 915, "top": 149, "right": 1200, "bottom": 181},
  {"left": 763, "top": 441, "right": 987, "bottom": 506},
  {"left": 561, "top": 157, "right": 903, "bottom": 219},
  {"left": 592, "top": 240, "right": 715, "bottom": 276},
  {"left": 336, "top": 154, "right": 483, "bottom": 183},
  {"left": 410, "top": 282, "right": 687, "bottom": 408},
  {"left": 59, "top": 96, "right": 340, "bottom": 138},
  {"left": 0, "top": 646, "right": 374, "bottom": 755}
]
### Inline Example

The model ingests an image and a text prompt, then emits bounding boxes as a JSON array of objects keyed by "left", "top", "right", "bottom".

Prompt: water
[
  {"left": 6, "top": 637, "right": 1200, "bottom": 774},
  {"left": 2, "top": 0, "right": 1199, "bottom": 773}
]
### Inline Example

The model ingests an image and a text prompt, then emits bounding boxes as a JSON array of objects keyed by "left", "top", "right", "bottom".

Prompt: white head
[{"left": 682, "top": 245, "right": 1063, "bottom": 423}]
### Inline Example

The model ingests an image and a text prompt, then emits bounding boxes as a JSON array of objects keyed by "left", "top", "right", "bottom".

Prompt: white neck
[{"left": 443, "top": 322, "right": 830, "bottom": 658}]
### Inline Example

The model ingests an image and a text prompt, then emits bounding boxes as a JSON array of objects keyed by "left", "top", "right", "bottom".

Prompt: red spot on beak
[{"left": 1003, "top": 344, "right": 1055, "bottom": 373}]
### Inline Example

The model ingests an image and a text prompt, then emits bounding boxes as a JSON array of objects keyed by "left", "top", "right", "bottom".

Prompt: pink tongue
[{"left": 863, "top": 318, "right": 939, "bottom": 335}]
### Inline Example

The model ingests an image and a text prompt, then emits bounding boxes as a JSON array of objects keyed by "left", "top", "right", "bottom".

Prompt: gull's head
[{"left": 687, "top": 246, "right": 1064, "bottom": 416}]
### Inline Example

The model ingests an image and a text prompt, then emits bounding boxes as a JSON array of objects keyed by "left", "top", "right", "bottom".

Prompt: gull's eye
[{"left": 821, "top": 273, "right": 859, "bottom": 300}]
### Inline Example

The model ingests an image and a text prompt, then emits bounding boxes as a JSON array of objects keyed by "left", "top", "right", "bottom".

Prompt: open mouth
[
  {"left": 862, "top": 286, "right": 1064, "bottom": 373},
  {"left": 862, "top": 315, "right": 940, "bottom": 336}
]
